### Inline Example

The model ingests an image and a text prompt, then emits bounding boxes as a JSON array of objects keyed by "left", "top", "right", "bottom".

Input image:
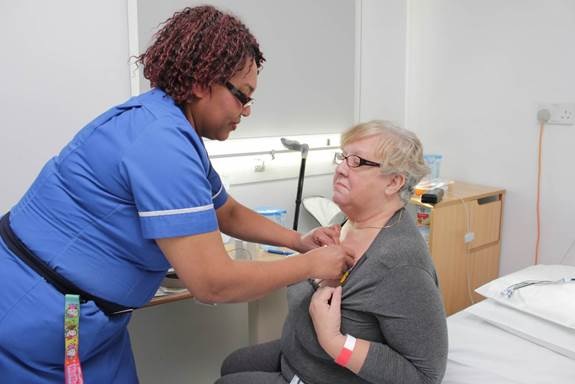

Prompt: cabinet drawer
[{"left": 469, "top": 195, "right": 502, "bottom": 249}]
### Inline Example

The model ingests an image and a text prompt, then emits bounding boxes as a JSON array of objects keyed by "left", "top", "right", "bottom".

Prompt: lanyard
[{"left": 64, "top": 294, "right": 84, "bottom": 384}]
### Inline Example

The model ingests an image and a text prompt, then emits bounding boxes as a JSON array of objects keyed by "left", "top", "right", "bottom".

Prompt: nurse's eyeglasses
[
  {"left": 225, "top": 81, "right": 254, "bottom": 109},
  {"left": 334, "top": 152, "right": 381, "bottom": 168}
]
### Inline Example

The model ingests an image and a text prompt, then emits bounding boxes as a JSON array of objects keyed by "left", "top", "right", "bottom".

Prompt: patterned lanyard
[{"left": 64, "top": 294, "right": 84, "bottom": 384}]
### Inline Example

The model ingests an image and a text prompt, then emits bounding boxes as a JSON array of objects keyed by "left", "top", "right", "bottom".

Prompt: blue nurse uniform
[{"left": 0, "top": 88, "right": 228, "bottom": 383}]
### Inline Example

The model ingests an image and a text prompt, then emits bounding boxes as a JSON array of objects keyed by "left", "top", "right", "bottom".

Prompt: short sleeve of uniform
[{"left": 119, "top": 118, "right": 228, "bottom": 239}]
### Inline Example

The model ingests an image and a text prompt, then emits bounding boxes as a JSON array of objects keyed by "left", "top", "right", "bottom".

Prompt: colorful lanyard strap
[{"left": 64, "top": 294, "right": 84, "bottom": 384}]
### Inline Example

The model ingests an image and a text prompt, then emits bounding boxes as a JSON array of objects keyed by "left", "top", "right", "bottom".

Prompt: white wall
[
  {"left": 136, "top": 0, "right": 356, "bottom": 139},
  {"left": 359, "top": 0, "right": 408, "bottom": 124},
  {"left": 404, "top": 0, "right": 575, "bottom": 273},
  {"left": 0, "top": 1, "right": 131, "bottom": 211}
]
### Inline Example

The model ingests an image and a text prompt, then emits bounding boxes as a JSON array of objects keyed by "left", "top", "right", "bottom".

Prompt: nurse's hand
[
  {"left": 297, "top": 224, "right": 341, "bottom": 252},
  {"left": 306, "top": 245, "right": 354, "bottom": 281}
]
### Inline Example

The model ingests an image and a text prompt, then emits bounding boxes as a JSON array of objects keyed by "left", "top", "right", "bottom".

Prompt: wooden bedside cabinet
[{"left": 410, "top": 181, "right": 505, "bottom": 315}]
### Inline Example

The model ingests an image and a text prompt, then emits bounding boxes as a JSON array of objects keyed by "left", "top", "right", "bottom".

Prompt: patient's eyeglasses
[
  {"left": 225, "top": 81, "right": 254, "bottom": 109},
  {"left": 334, "top": 152, "right": 380, "bottom": 168}
]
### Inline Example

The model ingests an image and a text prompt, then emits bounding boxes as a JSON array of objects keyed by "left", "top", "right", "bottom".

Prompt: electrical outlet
[{"left": 538, "top": 103, "right": 575, "bottom": 125}]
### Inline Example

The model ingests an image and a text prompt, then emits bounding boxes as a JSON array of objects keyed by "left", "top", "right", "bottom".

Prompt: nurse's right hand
[{"left": 307, "top": 245, "right": 355, "bottom": 281}]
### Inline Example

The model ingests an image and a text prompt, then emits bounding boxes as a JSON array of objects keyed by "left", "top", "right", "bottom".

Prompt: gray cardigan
[{"left": 280, "top": 209, "right": 448, "bottom": 384}]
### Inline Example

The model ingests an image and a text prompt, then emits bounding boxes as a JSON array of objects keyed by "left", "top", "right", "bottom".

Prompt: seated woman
[{"left": 216, "top": 120, "right": 448, "bottom": 384}]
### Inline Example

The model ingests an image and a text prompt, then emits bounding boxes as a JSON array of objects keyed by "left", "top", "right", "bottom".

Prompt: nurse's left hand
[
  {"left": 309, "top": 286, "right": 345, "bottom": 358},
  {"left": 298, "top": 225, "right": 341, "bottom": 252}
]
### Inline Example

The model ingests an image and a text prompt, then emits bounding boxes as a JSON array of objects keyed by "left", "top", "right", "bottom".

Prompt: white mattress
[{"left": 443, "top": 309, "right": 575, "bottom": 384}]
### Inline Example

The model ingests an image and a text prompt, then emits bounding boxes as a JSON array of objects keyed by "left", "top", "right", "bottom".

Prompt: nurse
[{"left": 0, "top": 5, "right": 353, "bottom": 383}]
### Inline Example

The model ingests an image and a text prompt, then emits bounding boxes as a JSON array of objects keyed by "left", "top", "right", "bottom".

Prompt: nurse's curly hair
[{"left": 136, "top": 5, "right": 265, "bottom": 105}]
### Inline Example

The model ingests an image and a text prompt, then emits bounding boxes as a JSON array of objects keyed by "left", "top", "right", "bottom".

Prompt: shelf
[{"left": 146, "top": 290, "right": 193, "bottom": 308}]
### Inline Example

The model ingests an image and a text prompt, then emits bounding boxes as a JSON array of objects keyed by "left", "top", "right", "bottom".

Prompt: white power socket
[{"left": 538, "top": 103, "right": 575, "bottom": 125}]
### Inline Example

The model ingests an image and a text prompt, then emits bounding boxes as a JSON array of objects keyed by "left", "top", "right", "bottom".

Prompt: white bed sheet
[{"left": 443, "top": 309, "right": 575, "bottom": 384}]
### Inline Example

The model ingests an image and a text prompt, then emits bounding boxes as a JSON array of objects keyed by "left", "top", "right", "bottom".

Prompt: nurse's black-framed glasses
[
  {"left": 334, "top": 152, "right": 381, "bottom": 168},
  {"left": 225, "top": 81, "right": 254, "bottom": 108}
]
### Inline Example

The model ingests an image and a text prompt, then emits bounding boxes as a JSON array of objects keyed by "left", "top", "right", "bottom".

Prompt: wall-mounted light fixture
[{"left": 203, "top": 133, "right": 341, "bottom": 187}]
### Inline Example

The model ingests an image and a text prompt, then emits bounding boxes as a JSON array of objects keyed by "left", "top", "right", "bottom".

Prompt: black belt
[{"left": 0, "top": 212, "right": 134, "bottom": 316}]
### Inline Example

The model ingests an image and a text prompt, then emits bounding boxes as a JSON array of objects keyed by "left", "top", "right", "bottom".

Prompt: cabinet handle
[{"left": 477, "top": 195, "right": 501, "bottom": 205}]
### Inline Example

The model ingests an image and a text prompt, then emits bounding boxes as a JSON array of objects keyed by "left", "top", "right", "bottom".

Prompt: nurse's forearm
[
  {"left": 195, "top": 248, "right": 350, "bottom": 303},
  {"left": 157, "top": 231, "right": 351, "bottom": 303},
  {"left": 197, "top": 255, "right": 315, "bottom": 303},
  {"left": 217, "top": 197, "right": 303, "bottom": 251},
  {"left": 158, "top": 232, "right": 312, "bottom": 302}
]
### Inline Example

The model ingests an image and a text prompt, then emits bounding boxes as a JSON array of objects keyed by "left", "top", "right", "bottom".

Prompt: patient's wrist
[
  {"left": 334, "top": 334, "right": 357, "bottom": 367},
  {"left": 321, "top": 333, "right": 346, "bottom": 359}
]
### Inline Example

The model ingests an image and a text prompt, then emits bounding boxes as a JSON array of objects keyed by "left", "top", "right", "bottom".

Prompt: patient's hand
[
  {"left": 309, "top": 286, "right": 345, "bottom": 357},
  {"left": 298, "top": 224, "right": 341, "bottom": 252}
]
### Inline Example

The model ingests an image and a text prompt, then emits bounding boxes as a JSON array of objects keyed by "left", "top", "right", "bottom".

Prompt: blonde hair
[{"left": 341, "top": 120, "right": 429, "bottom": 203}]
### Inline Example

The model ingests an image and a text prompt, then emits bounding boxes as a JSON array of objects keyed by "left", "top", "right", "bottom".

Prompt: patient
[{"left": 216, "top": 120, "right": 448, "bottom": 384}]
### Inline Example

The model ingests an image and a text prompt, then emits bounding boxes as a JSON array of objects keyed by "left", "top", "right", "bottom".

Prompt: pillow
[
  {"left": 475, "top": 264, "right": 575, "bottom": 329},
  {"left": 467, "top": 298, "right": 575, "bottom": 359}
]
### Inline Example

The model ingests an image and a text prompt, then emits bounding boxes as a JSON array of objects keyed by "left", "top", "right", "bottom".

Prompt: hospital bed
[{"left": 443, "top": 264, "right": 575, "bottom": 383}]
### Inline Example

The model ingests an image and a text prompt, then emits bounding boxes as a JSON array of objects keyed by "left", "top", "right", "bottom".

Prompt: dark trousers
[{"left": 215, "top": 339, "right": 289, "bottom": 384}]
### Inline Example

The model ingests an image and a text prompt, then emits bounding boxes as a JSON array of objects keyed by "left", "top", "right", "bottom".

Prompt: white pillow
[
  {"left": 475, "top": 264, "right": 575, "bottom": 329},
  {"left": 467, "top": 298, "right": 575, "bottom": 359}
]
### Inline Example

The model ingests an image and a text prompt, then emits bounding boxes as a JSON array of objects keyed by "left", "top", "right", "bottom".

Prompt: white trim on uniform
[
  {"left": 212, "top": 185, "right": 224, "bottom": 200},
  {"left": 138, "top": 204, "right": 214, "bottom": 217}
]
